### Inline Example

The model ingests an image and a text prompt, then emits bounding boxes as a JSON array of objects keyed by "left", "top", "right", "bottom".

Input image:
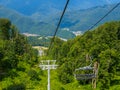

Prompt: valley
[{"left": 0, "top": 1, "right": 120, "bottom": 90}]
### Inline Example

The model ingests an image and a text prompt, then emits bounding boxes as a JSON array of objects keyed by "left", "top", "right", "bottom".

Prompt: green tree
[{"left": 0, "top": 18, "right": 11, "bottom": 40}]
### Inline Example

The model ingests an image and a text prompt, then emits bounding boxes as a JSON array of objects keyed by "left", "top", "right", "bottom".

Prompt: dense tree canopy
[
  {"left": 48, "top": 21, "right": 120, "bottom": 89},
  {"left": 0, "top": 18, "right": 38, "bottom": 69},
  {"left": 0, "top": 18, "right": 120, "bottom": 89},
  {"left": 0, "top": 18, "right": 39, "bottom": 89}
]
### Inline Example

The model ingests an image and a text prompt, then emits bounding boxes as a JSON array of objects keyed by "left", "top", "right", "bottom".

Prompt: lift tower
[{"left": 39, "top": 60, "right": 58, "bottom": 90}]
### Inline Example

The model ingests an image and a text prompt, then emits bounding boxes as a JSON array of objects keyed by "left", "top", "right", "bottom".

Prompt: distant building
[
  {"left": 72, "top": 31, "right": 82, "bottom": 36},
  {"left": 33, "top": 46, "right": 48, "bottom": 56},
  {"left": 38, "top": 49, "right": 44, "bottom": 56},
  {"left": 22, "top": 33, "right": 40, "bottom": 37}
]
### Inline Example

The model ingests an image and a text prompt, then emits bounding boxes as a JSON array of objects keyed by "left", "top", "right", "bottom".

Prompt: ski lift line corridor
[
  {"left": 41, "top": 1, "right": 120, "bottom": 89},
  {"left": 39, "top": 1, "right": 70, "bottom": 90}
]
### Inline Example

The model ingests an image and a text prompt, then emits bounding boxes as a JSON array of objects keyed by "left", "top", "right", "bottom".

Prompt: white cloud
[
  {"left": 105, "top": 0, "right": 112, "bottom": 4},
  {"left": 25, "top": 1, "right": 30, "bottom": 5}
]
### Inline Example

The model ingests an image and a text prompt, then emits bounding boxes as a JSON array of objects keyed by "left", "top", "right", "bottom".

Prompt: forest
[{"left": 0, "top": 18, "right": 120, "bottom": 90}]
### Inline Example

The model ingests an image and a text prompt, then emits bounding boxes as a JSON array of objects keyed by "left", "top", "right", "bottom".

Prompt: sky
[{"left": 0, "top": 0, "right": 120, "bottom": 16}]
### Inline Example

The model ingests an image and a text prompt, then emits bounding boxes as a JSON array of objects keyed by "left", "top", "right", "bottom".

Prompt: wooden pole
[{"left": 92, "top": 61, "right": 99, "bottom": 89}]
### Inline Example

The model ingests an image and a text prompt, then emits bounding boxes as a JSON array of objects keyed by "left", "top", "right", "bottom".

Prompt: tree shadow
[
  {"left": 3, "top": 83, "right": 25, "bottom": 90},
  {"left": 111, "top": 79, "right": 120, "bottom": 86},
  {"left": 0, "top": 69, "right": 19, "bottom": 81}
]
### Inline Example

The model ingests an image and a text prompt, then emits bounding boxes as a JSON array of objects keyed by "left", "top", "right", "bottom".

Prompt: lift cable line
[
  {"left": 87, "top": 2, "right": 120, "bottom": 31},
  {"left": 41, "top": 1, "right": 120, "bottom": 89},
  {"left": 48, "top": 0, "right": 70, "bottom": 54},
  {"left": 47, "top": 1, "right": 120, "bottom": 54},
  {"left": 39, "top": 1, "right": 70, "bottom": 90}
]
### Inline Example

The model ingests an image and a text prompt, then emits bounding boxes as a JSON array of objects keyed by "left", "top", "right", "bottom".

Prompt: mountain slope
[
  {"left": 0, "top": 6, "right": 56, "bottom": 35},
  {"left": 0, "top": 0, "right": 120, "bottom": 16},
  {"left": 70, "top": 4, "right": 120, "bottom": 31},
  {"left": 47, "top": 4, "right": 120, "bottom": 32},
  {"left": 0, "top": 0, "right": 66, "bottom": 16},
  {"left": 0, "top": 5, "right": 75, "bottom": 39},
  {"left": 0, "top": 3, "right": 120, "bottom": 38}
]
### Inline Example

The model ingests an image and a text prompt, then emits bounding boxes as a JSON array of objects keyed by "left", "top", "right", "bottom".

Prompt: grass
[{"left": 0, "top": 66, "right": 120, "bottom": 90}]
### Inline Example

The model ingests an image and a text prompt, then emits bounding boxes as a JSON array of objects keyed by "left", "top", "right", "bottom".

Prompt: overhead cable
[
  {"left": 48, "top": 0, "right": 70, "bottom": 53},
  {"left": 88, "top": 2, "right": 120, "bottom": 31}
]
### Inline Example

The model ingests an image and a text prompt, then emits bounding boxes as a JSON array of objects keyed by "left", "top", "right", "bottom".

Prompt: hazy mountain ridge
[
  {"left": 0, "top": 5, "right": 55, "bottom": 35},
  {"left": 0, "top": 0, "right": 66, "bottom": 16},
  {"left": 0, "top": 5, "right": 75, "bottom": 39},
  {"left": 0, "top": 0, "right": 120, "bottom": 16},
  {"left": 0, "top": 3, "right": 120, "bottom": 38},
  {"left": 46, "top": 4, "right": 120, "bottom": 32}
]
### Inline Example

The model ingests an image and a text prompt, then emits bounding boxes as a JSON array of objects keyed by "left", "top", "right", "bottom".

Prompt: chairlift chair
[
  {"left": 74, "top": 65, "right": 96, "bottom": 80},
  {"left": 74, "top": 56, "right": 96, "bottom": 80}
]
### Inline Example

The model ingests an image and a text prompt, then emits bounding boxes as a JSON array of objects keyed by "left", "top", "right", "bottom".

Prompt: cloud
[
  {"left": 25, "top": 1, "right": 30, "bottom": 5},
  {"left": 105, "top": 0, "right": 111, "bottom": 4}
]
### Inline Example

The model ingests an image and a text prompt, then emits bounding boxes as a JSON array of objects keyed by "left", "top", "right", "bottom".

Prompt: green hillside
[
  {"left": 0, "top": 18, "right": 120, "bottom": 90},
  {"left": 48, "top": 21, "right": 120, "bottom": 89}
]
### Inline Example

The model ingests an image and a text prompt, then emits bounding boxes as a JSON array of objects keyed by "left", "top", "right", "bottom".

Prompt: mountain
[
  {"left": 59, "top": 4, "right": 120, "bottom": 32},
  {"left": 0, "top": 0, "right": 66, "bottom": 17},
  {"left": 0, "top": 5, "right": 55, "bottom": 35},
  {"left": 0, "top": 0, "right": 120, "bottom": 17},
  {"left": 0, "top": 3, "right": 120, "bottom": 39},
  {"left": 0, "top": 5, "right": 75, "bottom": 39}
]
